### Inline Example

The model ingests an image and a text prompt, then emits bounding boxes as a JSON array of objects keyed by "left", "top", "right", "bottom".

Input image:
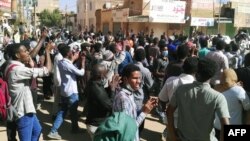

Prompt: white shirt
[
  {"left": 58, "top": 58, "right": 85, "bottom": 97},
  {"left": 7, "top": 61, "right": 49, "bottom": 118},
  {"left": 158, "top": 73, "right": 195, "bottom": 127},
  {"left": 53, "top": 53, "right": 63, "bottom": 86},
  {"left": 159, "top": 74, "right": 195, "bottom": 102},
  {"left": 214, "top": 86, "right": 250, "bottom": 130}
]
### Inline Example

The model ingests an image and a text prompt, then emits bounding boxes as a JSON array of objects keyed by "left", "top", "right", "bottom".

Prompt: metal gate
[
  {"left": 103, "top": 23, "right": 109, "bottom": 35},
  {"left": 113, "top": 22, "right": 121, "bottom": 36}
]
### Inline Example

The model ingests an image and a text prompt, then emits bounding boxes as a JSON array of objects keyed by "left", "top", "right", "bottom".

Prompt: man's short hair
[
  {"left": 216, "top": 40, "right": 226, "bottom": 50},
  {"left": 94, "top": 42, "right": 102, "bottom": 52},
  {"left": 183, "top": 57, "right": 198, "bottom": 74},
  {"left": 81, "top": 42, "right": 90, "bottom": 51},
  {"left": 122, "top": 64, "right": 140, "bottom": 78},
  {"left": 153, "top": 37, "right": 159, "bottom": 45},
  {"left": 91, "top": 62, "right": 106, "bottom": 79},
  {"left": 177, "top": 44, "right": 189, "bottom": 60},
  {"left": 230, "top": 41, "right": 239, "bottom": 52},
  {"left": 9, "top": 43, "right": 25, "bottom": 60},
  {"left": 59, "top": 45, "right": 71, "bottom": 57},
  {"left": 134, "top": 49, "right": 146, "bottom": 62},
  {"left": 199, "top": 37, "right": 208, "bottom": 48},
  {"left": 108, "top": 43, "right": 116, "bottom": 53},
  {"left": 196, "top": 58, "right": 218, "bottom": 82}
]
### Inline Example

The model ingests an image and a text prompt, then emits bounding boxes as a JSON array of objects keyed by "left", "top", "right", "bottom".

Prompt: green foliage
[{"left": 39, "top": 8, "right": 62, "bottom": 27}]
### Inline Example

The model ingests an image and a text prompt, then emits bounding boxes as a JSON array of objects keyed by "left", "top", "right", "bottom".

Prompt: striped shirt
[{"left": 113, "top": 88, "right": 146, "bottom": 141}]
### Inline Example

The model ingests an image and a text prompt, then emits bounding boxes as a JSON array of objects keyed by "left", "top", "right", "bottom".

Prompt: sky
[{"left": 59, "top": 0, "right": 77, "bottom": 13}]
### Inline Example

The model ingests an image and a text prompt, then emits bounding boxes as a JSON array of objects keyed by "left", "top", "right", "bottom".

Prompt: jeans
[
  {"left": 16, "top": 113, "right": 42, "bottom": 141},
  {"left": 51, "top": 93, "right": 79, "bottom": 133}
]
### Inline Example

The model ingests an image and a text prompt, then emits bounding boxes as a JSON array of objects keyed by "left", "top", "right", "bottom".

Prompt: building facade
[
  {"left": 96, "top": 0, "right": 187, "bottom": 37},
  {"left": 77, "top": 0, "right": 124, "bottom": 32},
  {"left": 36, "top": 0, "right": 59, "bottom": 13}
]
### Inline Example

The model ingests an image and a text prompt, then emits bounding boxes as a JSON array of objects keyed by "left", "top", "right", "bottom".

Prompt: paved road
[{"left": 0, "top": 97, "right": 166, "bottom": 141}]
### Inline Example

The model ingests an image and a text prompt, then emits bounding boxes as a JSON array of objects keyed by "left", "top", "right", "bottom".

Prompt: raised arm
[{"left": 29, "top": 30, "right": 47, "bottom": 58}]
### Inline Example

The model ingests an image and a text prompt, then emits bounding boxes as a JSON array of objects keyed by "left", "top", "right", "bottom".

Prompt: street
[{"left": 0, "top": 97, "right": 166, "bottom": 141}]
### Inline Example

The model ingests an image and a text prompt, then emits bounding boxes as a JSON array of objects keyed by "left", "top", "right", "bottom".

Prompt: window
[{"left": 90, "top": 2, "right": 92, "bottom": 11}]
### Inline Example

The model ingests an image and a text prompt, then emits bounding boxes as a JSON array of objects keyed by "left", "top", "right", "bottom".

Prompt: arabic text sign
[
  {"left": 0, "top": 0, "right": 11, "bottom": 8},
  {"left": 149, "top": 0, "right": 186, "bottom": 23},
  {"left": 191, "top": 17, "right": 214, "bottom": 26},
  {"left": 237, "top": 3, "right": 250, "bottom": 14}
]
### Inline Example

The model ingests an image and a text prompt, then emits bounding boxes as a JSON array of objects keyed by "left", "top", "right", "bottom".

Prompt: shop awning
[
  {"left": 3, "top": 13, "right": 11, "bottom": 18},
  {"left": 127, "top": 15, "right": 149, "bottom": 23}
]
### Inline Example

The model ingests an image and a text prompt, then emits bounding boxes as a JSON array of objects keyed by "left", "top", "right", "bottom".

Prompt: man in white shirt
[
  {"left": 52, "top": 43, "right": 64, "bottom": 118},
  {"left": 6, "top": 42, "right": 53, "bottom": 141},
  {"left": 205, "top": 40, "right": 229, "bottom": 86},
  {"left": 158, "top": 57, "right": 198, "bottom": 136},
  {"left": 48, "top": 43, "right": 85, "bottom": 140}
]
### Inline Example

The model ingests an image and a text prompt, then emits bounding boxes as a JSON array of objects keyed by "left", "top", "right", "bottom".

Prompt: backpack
[
  {"left": 0, "top": 78, "right": 10, "bottom": 121},
  {"left": 93, "top": 112, "right": 137, "bottom": 141},
  {"left": 0, "top": 64, "right": 18, "bottom": 121}
]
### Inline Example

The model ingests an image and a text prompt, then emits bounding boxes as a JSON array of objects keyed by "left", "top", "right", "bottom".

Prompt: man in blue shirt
[{"left": 48, "top": 44, "right": 85, "bottom": 140}]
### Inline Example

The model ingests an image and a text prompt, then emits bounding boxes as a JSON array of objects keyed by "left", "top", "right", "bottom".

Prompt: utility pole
[
  {"left": 218, "top": 0, "right": 221, "bottom": 34},
  {"left": 34, "top": 4, "right": 36, "bottom": 28},
  {"left": 65, "top": 4, "right": 68, "bottom": 30},
  {"left": 17, "top": 0, "right": 24, "bottom": 22},
  {"left": 85, "top": 0, "right": 88, "bottom": 31}
]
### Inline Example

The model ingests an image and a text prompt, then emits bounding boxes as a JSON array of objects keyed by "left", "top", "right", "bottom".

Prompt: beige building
[
  {"left": 77, "top": 0, "right": 124, "bottom": 32},
  {"left": 36, "top": 0, "right": 59, "bottom": 13},
  {"left": 62, "top": 13, "right": 77, "bottom": 32},
  {"left": 96, "top": 0, "right": 187, "bottom": 37}
]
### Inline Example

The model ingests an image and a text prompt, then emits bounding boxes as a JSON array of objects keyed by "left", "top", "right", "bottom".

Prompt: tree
[{"left": 39, "top": 9, "right": 62, "bottom": 27}]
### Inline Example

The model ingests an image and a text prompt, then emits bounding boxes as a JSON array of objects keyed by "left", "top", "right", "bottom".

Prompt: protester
[
  {"left": 214, "top": 69, "right": 250, "bottom": 140},
  {"left": 167, "top": 58, "right": 230, "bottom": 141},
  {"left": 47, "top": 44, "right": 85, "bottom": 139},
  {"left": 113, "top": 64, "right": 158, "bottom": 141},
  {"left": 205, "top": 40, "right": 229, "bottom": 86},
  {"left": 85, "top": 62, "right": 120, "bottom": 140},
  {"left": 6, "top": 42, "right": 53, "bottom": 141}
]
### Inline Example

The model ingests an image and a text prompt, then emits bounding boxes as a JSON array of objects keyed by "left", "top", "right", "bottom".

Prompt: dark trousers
[
  {"left": 215, "top": 128, "right": 221, "bottom": 141},
  {"left": 7, "top": 121, "right": 17, "bottom": 141},
  {"left": 139, "top": 119, "right": 145, "bottom": 136}
]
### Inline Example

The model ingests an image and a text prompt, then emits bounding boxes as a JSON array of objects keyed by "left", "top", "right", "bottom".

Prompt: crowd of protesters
[{"left": 1, "top": 24, "right": 250, "bottom": 141}]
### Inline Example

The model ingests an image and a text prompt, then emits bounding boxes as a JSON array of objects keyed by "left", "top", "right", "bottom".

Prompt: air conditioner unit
[
  {"left": 104, "top": 2, "right": 111, "bottom": 9},
  {"left": 117, "top": 3, "right": 123, "bottom": 7}
]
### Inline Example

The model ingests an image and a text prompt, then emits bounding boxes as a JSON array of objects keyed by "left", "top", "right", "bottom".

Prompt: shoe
[
  {"left": 47, "top": 132, "right": 62, "bottom": 140},
  {"left": 44, "top": 95, "right": 51, "bottom": 100}
]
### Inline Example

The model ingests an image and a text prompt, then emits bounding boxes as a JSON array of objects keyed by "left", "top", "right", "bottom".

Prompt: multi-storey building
[
  {"left": 36, "top": 0, "right": 59, "bottom": 13},
  {"left": 77, "top": 0, "right": 124, "bottom": 32}
]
